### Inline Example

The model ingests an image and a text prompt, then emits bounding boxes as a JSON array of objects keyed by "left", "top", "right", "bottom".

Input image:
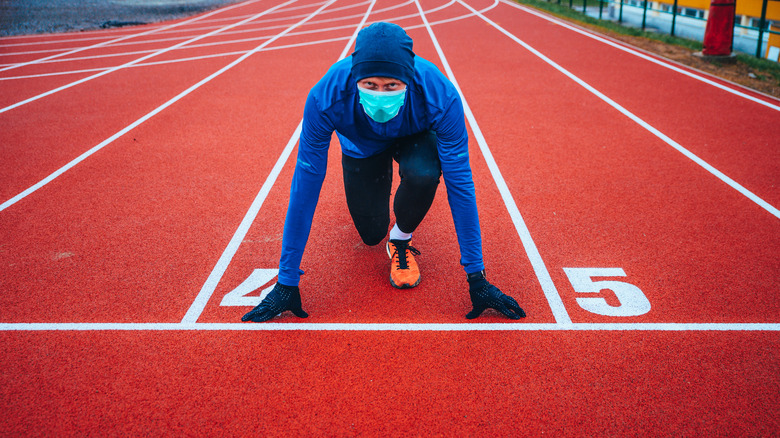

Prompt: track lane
[
  {"left": 431, "top": 0, "right": 780, "bottom": 324},
  {"left": 1, "top": 330, "right": 778, "bottom": 435},
  {"left": 483, "top": 0, "right": 780, "bottom": 208},
  {"left": 0, "top": 0, "right": 494, "bottom": 319},
  {"left": 0, "top": 1, "right": 304, "bottom": 112},
  {"left": 0, "top": 0, "right": 364, "bottom": 322},
  {"left": 0, "top": 0, "right": 270, "bottom": 76},
  {"left": 188, "top": 0, "right": 559, "bottom": 324},
  {"left": 0, "top": 0, "right": 778, "bottom": 436},
  {"left": 0, "top": 1, "right": 325, "bottom": 209},
  {"left": 0, "top": 0, "right": 474, "bottom": 82}
]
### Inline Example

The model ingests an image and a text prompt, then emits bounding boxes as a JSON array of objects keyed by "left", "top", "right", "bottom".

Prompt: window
[
  {"left": 749, "top": 18, "right": 775, "bottom": 30},
  {"left": 681, "top": 7, "right": 704, "bottom": 19}
]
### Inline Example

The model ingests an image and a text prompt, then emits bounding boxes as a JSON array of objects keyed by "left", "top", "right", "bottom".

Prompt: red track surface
[{"left": 1, "top": 0, "right": 778, "bottom": 435}]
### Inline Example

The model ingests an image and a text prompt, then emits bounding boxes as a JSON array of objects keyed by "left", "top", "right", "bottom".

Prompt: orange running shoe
[{"left": 386, "top": 239, "right": 422, "bottom": 289}]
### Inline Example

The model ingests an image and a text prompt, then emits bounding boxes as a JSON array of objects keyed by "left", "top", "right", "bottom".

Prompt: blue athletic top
[{"left": 277, "top": 56, "right": 484, "bottom": 286}]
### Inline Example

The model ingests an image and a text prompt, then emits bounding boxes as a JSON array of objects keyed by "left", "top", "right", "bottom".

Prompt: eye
[{"left": 359, "top": 80, "right": 377, "bottom": 90}]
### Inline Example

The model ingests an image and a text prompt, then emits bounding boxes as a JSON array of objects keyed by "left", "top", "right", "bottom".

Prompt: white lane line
[
  {"left": 0, "top": 0, "right": 354, "bottom": 49},
  {"left": 500, "top": 0, "right": 780, "bottom": 111},
  {"left": 0, "top": 0, "right": 498, "bottom": 81},
  {"left": 0, "top": 0, "right": 374, "bottom": 57},
  {"left": 179, "top": 121, "right": 302, "bottom": 323},
  {"left": 1, "top": 322, "right": 779, "bottom": 331},
  {"left": 0, "top": 0, "right": 495, "bottom": 82},
  {"left": 0, "top": 0, "right": 306, "bottom": 214},
  {"left": 0, "top": 0, "right": 295, "bottom": 114},
  {"left": 0, "top": 0, "right": 265, "bottom": 73},
  {"left": 0, "top": 37, "right": 352, "bottom": 81},
  {"left": 413, "top": 0, "right": 573, "bottom": 325},
  {"left": 0, "top": 0, "right": 439, "bottom": 76},
  {"left": 460, "top": 0, "right": 780, "bottom": 220},
  {"left": 181, "top": 0, "right": 378, "bottom": 324}
]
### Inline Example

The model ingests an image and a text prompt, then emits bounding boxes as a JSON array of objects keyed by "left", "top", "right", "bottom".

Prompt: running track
[{"left": 1, "top": 0, "right": 778, "bottom": 434}]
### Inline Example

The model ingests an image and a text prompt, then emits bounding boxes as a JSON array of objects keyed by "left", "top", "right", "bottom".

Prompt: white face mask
[{"left": 358, "top": 87, "right": 406, "bottom": 123}]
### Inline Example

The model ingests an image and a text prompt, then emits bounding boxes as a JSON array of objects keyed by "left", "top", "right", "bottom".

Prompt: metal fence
[{"left": 544, "top": 0, "right": 779, "bottom": 59}]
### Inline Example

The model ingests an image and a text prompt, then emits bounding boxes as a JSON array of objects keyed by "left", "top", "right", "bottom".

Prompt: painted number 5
[{"left": 563, "top": 267, "right": 651, "bottom": 317}]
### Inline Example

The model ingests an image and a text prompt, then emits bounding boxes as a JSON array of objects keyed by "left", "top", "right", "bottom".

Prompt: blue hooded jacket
[{"left": 277, "top": 55, "right": 484, "bottom": 286}]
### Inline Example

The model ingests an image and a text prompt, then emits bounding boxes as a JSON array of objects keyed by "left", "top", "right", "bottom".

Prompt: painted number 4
[
  {"left": 220, "top": 269, "right": 278, "bottom": 307},
  {"left": 563, "top": 267, "right": 651, "bottom": 317}
]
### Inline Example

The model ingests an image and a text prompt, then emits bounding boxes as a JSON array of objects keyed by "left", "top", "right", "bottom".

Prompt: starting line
[{"left": 1, "top": 322, "right": 779, "bottom": 331}]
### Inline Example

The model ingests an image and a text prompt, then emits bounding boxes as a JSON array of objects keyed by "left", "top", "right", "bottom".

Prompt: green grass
[
  {"left": 736, "top": 54, "right": 780, "bottom": 82},
  {"left": 512, "top": 0, "right": 780, "bottom": 85}
]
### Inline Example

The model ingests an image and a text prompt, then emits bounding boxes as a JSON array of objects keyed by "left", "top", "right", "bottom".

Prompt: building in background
[{"left": 597, "top": 0, "right": 779, "bottom": 59}]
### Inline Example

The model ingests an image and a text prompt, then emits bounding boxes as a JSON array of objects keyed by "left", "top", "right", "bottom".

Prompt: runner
[{"left": 242, "top": 22, "right": 526, "bottom": 322}]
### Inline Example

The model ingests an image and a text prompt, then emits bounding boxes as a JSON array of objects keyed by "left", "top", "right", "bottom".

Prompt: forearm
[
  {"left": 278, "top": 164, "right": 325, "bottom": 286},
  {"left": 442, "top": 164, "right": 485, "bottom": 275}
]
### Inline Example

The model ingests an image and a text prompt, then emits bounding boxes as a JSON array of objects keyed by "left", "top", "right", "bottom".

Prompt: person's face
[{"left": 357, "top": 76, "right": 406, "bottom": 92}]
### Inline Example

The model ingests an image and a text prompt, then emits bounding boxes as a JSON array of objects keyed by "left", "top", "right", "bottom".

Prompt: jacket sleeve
[
  {"left": 277, "top": 91, "right": 333, "bottom": 286},
  {"left": 433, "top": 94, "right": 485, "bottom": 275}
]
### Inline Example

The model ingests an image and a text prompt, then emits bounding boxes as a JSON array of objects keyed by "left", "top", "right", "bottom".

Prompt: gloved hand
[
  {"left": 466, "top": 271, "right": 526, "bottom": 320},
  {"left": 241, "top": 283, "right": 309, "bottom": 322}
]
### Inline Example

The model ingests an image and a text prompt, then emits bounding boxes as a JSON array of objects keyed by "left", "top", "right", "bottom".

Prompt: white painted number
[
  {"left": 563, "top": 267, "right": 651, "bottom": 317},
  {"left": 220, "top": 269, "right": 278, "bottom": 307}
]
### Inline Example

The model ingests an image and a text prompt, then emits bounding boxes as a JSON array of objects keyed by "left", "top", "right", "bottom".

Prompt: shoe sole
[{"left": 390, "top": 276, "right": 421, "bottom": 289}]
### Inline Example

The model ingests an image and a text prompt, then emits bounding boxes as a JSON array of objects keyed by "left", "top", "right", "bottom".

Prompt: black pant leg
[
  {"left": 393, "top": 130, "right": 441, "bottom": 234},
  {"left": 341, "top": 148, "right": 393, "bottom": 246}
]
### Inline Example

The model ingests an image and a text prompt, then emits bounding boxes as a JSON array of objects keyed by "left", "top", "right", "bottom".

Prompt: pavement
[{"left": 0, "top": 0, "right": 242, "bottom": 36}]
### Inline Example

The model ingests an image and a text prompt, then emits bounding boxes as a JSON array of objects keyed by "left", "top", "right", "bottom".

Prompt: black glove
[
  {"left": 241, "top": 283, "right": 309, "bottom": 322},
  {"left": 466, "top": 271, "right": 526, "bottom": 320}
]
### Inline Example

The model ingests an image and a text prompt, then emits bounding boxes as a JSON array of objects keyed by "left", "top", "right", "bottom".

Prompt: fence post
[
  {"left": 642, "top": 0, "right": 649, "bottom": 30},
  {"left": 756, "top": 0, "right": 768, "bottom": 57},
  {"left": 619, "top": 0, "right": 624, "bottom": 22},
  {"left": 584, "top": 0, "right": 588, "bottom": 14},
  {"left": 671, "top": 0, "right": 678, "bottom": 36},
  {"left": 599, "top": 0, "right": 605, "bottom": 18}
]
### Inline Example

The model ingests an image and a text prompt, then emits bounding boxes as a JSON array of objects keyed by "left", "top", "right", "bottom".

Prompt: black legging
[{"left": 341, "top": 130, "right": 441, "bottom": 246}]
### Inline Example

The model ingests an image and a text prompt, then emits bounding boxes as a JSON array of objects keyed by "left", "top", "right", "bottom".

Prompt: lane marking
[
  {"left": 0, "top": 37, "right": 353, "bottom": 81},
  {"left": 1, "top": 322, "right": 779, "bottom": 331},
  {"left": 180, "top": 121, "right": 302, "bottom": 323},
  {"left": 0, "top": 0, "right": 467, "bottom": 79},
  {"left": 220, "top": 268, "right": 279, "bottom": 306},
  {"left": 0, "top": 0, "right": 296, "bottom": 114},
  {"left": 0, "top": 0, "right": 266, "bottom": 73},
  {"left": 0, "top": 0, "right": 477, "bottom": 80},
  {"left": 459, "top": 0, "right": 780, "bottom": 220},
  {"left": 1, "top": 1, "right": 775, "bottom": 332},
  {"left": 500, "top": 0, "right": 780, "bottom": 112},
  {"left": 0, "top": 0, "right": 383, "bottom": 57},
  {"left": 0, "top": 0, "right": 307, "bottom": 213},
  {"left": 0, "top": 0, "right": 337, "bottom": 48},
  {"left": 413, "top": 0, "right": 573, "bottom": 325},
  {"left": 181, "top": 0, "right": 378, "bottom": 323}
]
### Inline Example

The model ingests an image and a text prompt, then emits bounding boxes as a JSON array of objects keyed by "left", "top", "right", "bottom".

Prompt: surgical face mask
[{"left": 357, "top": 87, "right": 406, "bottom": 123}]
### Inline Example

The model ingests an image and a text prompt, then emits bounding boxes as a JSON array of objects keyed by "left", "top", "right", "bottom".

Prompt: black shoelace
[{"left": 390, "top": 240, "right": 420, "bottom": 270}]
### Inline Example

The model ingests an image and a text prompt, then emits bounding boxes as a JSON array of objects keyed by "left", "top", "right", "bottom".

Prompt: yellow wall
[
  {"left": 654, "top": 0, "right": 710, "bottom": 9},
  {"left": 652, "top": 0, "right": 780, "bottom": 21},
  {"left": 735, "top": 0, "right": 780, "bottom": 18},
  {"left": 768, "top": 23, "right": 780, "bottom": 58}
]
